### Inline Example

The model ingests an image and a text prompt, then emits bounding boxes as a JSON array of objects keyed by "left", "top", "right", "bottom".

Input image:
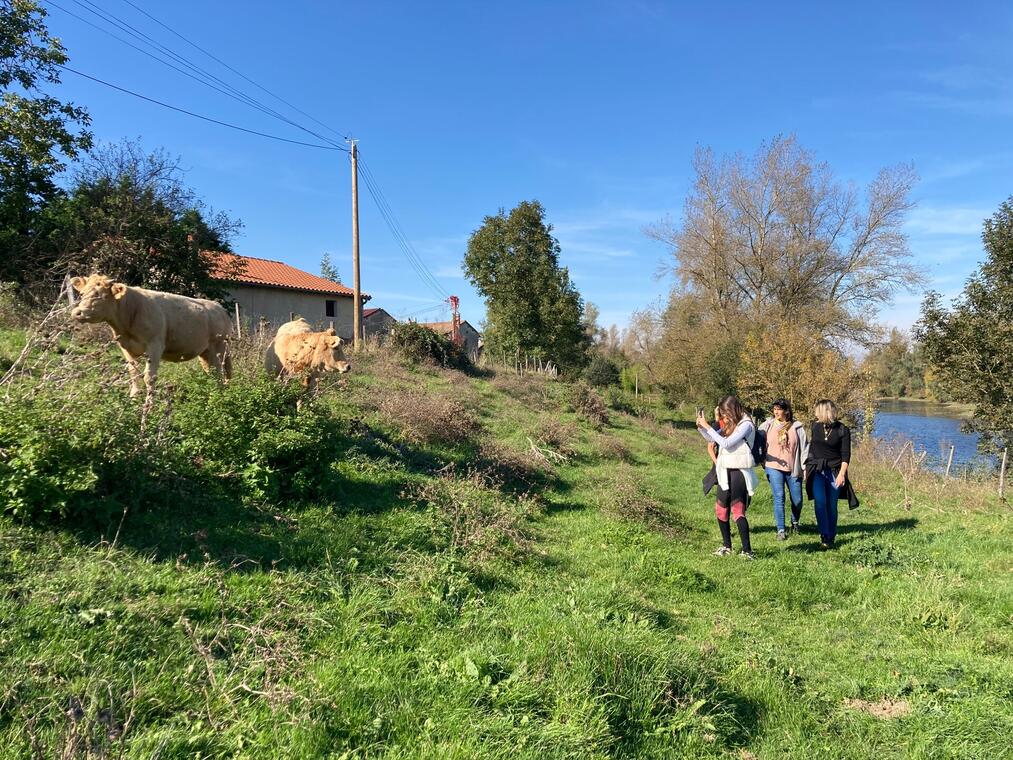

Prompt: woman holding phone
[{"left": 696, "top": 395, "right": 758, "bottom": 559}]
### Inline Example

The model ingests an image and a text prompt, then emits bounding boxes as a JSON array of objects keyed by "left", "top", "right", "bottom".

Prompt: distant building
[
  {"left": 210, "top": 252, "right": 369, "bottom": 340},
  {"left": 421, "top": 319, "right": 482, "bottom": 360},
  {"left": 363, "top": 307, "right": 397, "bottom": 339}
]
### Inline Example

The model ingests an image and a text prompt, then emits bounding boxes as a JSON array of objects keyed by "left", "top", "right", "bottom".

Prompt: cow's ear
[
  {"left": 325, "top": 327, "right": 336, "bottom": 336},
  {"left": 71, "top": 276, "right": 86, "bottom": 292},
  {"left": 329, "top": 336, "right": 341, "bottom": 348},
  {"left": 111, "top": 283, "right": 128, "bottom": 300}
]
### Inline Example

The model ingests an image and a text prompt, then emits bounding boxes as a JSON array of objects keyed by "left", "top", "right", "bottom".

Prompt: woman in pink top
[{"left": 757, "top": 398, "right": 809, "bottom": 540}]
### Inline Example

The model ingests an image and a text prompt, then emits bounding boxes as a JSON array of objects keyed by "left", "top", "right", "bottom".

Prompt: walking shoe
[
  {"left": 739, "top": 550, "right": 756, "bottom": 560},
  {"left": 790, "top": 521, "right": 800, "bottom": 535},
  {"left": 712, "top": 546, "right": 732, "bottom": 557},
  {"left": 776, "top": 530, "right": 787, "bottom": 541}
]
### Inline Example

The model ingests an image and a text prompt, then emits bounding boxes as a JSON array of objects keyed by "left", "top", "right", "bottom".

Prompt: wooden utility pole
[{"left": 350, "top": 140, "right": 362, "bottom": 350}]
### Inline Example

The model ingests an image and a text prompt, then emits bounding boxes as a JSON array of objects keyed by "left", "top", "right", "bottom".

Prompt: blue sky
[{"left": 41, "top": 0, "right": 1013, "bottom": 332}]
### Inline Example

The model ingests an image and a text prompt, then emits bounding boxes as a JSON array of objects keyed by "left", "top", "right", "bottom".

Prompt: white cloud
[{"left": 906, "top": 206, "right": 991, "bottom": 236}]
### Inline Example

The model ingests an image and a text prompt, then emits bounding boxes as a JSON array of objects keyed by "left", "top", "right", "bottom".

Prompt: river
[{"left": 870, "top": 399, "right": 991, "bottom": 474}]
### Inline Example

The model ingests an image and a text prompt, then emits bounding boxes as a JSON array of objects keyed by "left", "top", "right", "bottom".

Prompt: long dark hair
[{"left": 717, "top": 395, "right": 747, "bottom": 433}]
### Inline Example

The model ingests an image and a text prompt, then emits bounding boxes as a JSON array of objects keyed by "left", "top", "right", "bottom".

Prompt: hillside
[{"left": 0, "top": 328, "right": 1011, "bottom": 758}]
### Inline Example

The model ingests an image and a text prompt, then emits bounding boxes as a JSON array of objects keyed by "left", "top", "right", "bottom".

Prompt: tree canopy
[
  {"left": 463, "top": 200, "right": 590, "bottom": 371},
  {"left": 1, "top": 0, "right": 92, "bottom": 284},
  {"left": 917, "top": 197, "right": 1013, "bottom": 453}
]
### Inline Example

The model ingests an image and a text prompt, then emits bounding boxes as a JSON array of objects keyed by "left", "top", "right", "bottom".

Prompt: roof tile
[{"left": 209, "top": 252, "right": 366, "bottom": 298}]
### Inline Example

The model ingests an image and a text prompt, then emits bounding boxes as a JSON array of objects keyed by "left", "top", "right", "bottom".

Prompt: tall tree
[
  {"left": 41, "top": 141, "right": 243, "bottom": 298},
  {"left": 463, "top": 200, "right": 590, "bottom": 371},
  {"left": 1, "top": 0, "right": 92, "bottom": 284},
  {"left": 917, "top": 197, "right": 1013, "bottom": 454},
  {"left": 320, "top": 251, "right": 341, "bottom": 283},
  {"left": 647, "top": 135, "right": 921, "bottom": 346}
]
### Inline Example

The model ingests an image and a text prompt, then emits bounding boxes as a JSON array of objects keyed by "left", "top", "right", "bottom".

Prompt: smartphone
[{"left": 695, "top": 406, "right": 705, "bottom": 417}]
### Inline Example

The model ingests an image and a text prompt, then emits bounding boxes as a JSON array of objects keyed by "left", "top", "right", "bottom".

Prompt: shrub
[
  {"left": 583, "top": 355, "right": 620, "bottom": 387},
  {"left": 595, "top": 465, "right": 683, "bottom": 536},
  {"left": 569, "top": 381, "right": 609, "bottom": 429},
  {"left": 377, "top": 386, "right": 481, "bottom": 446},
  {"left": 388, "top": 321, "right": 469, "bottom": 369}
]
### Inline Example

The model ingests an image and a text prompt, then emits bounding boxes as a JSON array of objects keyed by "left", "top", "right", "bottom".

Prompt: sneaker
[
  {"left": 739, "top": 550, "right": 756, "bottom": 560},
  {"left": 790, "top": 521, "right": 800, "bottom": 534},
  {"left": 776, "top": 530, "right": 787, "bottom": 541},
  {"left": 712, "top": 546, "right": 732, "bottom": 557}
]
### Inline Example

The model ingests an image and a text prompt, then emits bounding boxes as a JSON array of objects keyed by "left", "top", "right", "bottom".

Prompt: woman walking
[
  {"left": 758, "top": 399, "right": 809, "bottom": 540},
  {"left": 697, "top": 395, "right": 758, "bottom": 559},
  {"left": 804, "top": 399, "right": 854, "bottom": 549}
]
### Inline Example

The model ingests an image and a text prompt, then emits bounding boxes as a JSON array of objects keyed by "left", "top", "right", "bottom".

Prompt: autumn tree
[
  {"left": 1, "top": 0, "right": 92, "bottom": 284},
  {"left": 648, "top": 135, "right": 921, "bottom": 346},
  {"left": 860, "top": 328, "right": 927, "bottom": 399},
  {"left": 917, "top": 197, "right": 1013, "bottom": 454},
  {"left": 463, "top": 200, "right": 590, "bottom": 371}
]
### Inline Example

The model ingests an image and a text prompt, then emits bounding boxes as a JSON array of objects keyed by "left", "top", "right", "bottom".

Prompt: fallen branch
[{"left": 527, "top": 436, "right": 567, "bottom": 464}]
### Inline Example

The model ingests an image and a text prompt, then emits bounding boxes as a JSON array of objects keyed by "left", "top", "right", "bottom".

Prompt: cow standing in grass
[
  {"left": 70, "top": 275, "right": 233, "bottom": 398},
  {"left": 265, "top": 318, "right": 351, "bottom": 392}
]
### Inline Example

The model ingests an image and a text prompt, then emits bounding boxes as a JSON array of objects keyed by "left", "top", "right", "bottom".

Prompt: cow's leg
[
  {"left": 221, "top": 342, "right": 233, "bottom": 382},
  {"left": 143, "top": 343, "right": 163, "bottom": 400},
  {"left": 120, "top": 347, "right": 143, "bottom": 398}
]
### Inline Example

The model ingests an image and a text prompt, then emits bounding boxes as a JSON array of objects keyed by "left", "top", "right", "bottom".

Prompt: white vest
[{"left": 716, "top": 419, "right": 756, "bottom": 471}]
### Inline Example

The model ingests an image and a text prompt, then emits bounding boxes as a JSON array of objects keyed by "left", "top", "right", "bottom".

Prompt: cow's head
[
  {"left": 313, "top": 329, "right": 351, "bottom": 374},
  {"left": 70, "top": 275, "right": 127, "bottom": 323}
]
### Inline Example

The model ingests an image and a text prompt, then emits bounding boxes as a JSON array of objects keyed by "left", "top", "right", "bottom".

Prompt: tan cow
[
  {"left": 70, "top": 274, "right": 233, "bottom": 398},
  {"left": 264, "top": 318, "right": 351, "bottom": 391}
]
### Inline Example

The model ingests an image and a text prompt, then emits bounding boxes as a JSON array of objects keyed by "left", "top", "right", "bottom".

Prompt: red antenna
[{"left": 447, "top": 295, "right": 462, "bottom": 345}]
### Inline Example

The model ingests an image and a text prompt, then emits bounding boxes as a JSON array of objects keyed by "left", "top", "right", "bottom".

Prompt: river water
[{"left": 870, "top": 399, "right": 991, "bottom": 474}]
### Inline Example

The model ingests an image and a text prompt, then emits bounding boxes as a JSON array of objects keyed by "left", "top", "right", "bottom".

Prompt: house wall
[
  {"left": 363, "top": 310, "right": 397, "bottom": 339},
  {"left": 228, "top": 286, "right": 356, "bottom": 339},
  {"left": 459, "top": 323, "right": 482, "bottom": 360}
]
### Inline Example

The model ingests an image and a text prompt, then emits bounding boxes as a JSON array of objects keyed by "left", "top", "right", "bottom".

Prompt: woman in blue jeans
[
  {"left": 758, "top": 399, "right": 809, "bottom": 540},
  {"left": 803, "top": 399, "right": 852, "bottom": 549}
]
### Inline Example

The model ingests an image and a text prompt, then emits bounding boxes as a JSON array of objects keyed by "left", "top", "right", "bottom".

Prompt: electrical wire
[
  {"left": 117, "top": 0, "right": 351, "bottom": 144},
  {"left": 60, "top": 66, "right": 346, "bottom": 150},
  {"left": 44, "top": 0, "right": 347, "bottom": 150},
  {"left": 356, "top": 153, "right": 450, "bottom": 299}
]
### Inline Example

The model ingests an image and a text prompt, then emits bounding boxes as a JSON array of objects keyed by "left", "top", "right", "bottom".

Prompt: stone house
[
  {"left": 211, "top": 252, "right": 368, "bottom": 340},
  {"left": 421, "top": 319, "right": 483, "bottom": 361},
  {"left": 363, "top": 307, "right": 397, "bottom": 339}
]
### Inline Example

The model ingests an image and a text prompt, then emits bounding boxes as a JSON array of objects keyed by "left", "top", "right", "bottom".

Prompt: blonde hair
[{"left": 813, "top": 399, "right": 838, "bottom": 425}]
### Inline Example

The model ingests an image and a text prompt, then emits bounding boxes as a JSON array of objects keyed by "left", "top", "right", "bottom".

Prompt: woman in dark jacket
[{"left": 803, "top": 399, "right": 858, "bottom": 549}]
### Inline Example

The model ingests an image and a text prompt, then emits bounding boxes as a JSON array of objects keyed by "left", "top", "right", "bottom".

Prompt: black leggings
[{"left": 715, "top": 469, "right": 751, "bottom": 552}]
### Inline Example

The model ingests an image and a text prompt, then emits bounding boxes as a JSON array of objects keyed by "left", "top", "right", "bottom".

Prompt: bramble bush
[{"left": 388, "top": 321, "right": 470, "bottom": 369}]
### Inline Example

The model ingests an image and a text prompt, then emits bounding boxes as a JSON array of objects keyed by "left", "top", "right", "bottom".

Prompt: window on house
[{"left": 325, "top": 300, "right": 336, "bottom": 318}]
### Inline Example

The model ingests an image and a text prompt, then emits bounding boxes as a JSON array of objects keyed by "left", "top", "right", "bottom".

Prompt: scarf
[{"left": 776, "top": 420, "right": 791, "bottom": 448}]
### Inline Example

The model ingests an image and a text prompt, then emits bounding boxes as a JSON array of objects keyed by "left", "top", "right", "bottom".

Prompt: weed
[
  {"left": 569, "top": 381, "right": 609, "bottom": 429},
  {"left": 595, "top": 465, "right": 683, "bottom": 536},
  {"left": 377, "top": 386, "right": 481, "bottom": 446}
]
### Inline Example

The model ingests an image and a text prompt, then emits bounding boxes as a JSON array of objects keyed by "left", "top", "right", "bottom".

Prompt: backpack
[{"left": 749, "top": 424, "right": 767, "bottom": 467}]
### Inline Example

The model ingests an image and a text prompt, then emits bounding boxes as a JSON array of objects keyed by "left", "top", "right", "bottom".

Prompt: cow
[
  {"left": 264, "top": 318, "right": 351, "bottom": 392},
  {"left": 70, "top": 274, "right": 233, "bottom": 398}
]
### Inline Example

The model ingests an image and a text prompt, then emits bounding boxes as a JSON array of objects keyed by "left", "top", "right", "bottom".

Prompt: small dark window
[{"left": 325, "top": 300, "right": 336, "bottom": 318}]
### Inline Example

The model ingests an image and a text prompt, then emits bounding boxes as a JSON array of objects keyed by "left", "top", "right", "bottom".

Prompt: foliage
[
  {"left": 377, "top": 386, "right": 481, "bottom": 446},
  {"left": 647, "top": 135, "right": 921, "bottom": 347},
  {"left": 917, "top": 197, "right": 1013, "bottom": 453},
  {"left": 582, "top": 355, "right": 620, "bottom": 387},
  {"left": 320, "top": 251, "right": 341, "bottom": 283},
  {"left": 736, "top": 319, "right": 863, "bottom": 420},
  {"left": 388, "top": 320, "right": 468, "bottom": 369},
  {"left": 36, "top": 141, "right": 242, "bottom": 298},
  {"left": 860, "top": 328, "right": 930, "bottom": 399},
  {"left": 0, "top": 0, "right": 93, "bottom": 285},
  {"left": 568, "top": 381, "right": 609, "bottom": 428},
  {"left": 463, "top": 200, "right": 590, "bottom": 372}
]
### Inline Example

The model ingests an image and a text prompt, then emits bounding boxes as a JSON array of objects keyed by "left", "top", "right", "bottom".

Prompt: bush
[
  {"left": 583, "top": 355, "right": 620, "bottom": 387},
  {"left": 569, "top": 381, "right": 609, "bottom": 429},
  {"left": 388, "top": 321, "right": 470, "bottom": 369},
  {"left": 595, "top": 465, "right": 683, "bottom": 536},
  {"left": 377, "top": 386, "right": 481, "bottom": 446}
]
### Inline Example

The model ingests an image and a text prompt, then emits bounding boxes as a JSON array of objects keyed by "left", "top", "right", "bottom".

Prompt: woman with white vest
[
  {"left": 757, "top": 398, "right": 809, "bottom": 541},
  {"left": 696, "top": 395, "right": 758, "bottom": 560}
]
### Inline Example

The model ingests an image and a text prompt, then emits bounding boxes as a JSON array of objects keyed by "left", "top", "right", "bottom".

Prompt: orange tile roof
[{"left": 208, "top": 251, "right": 368, "bottom": 299}]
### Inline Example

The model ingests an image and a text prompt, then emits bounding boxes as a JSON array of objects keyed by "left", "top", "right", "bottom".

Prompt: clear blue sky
[{"left": 42, "top": 0, "right": 1013, "bottom": 332}]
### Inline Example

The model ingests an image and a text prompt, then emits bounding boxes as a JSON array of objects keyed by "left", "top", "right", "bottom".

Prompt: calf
[
  {"left": 264, "top": 318, "right": 351, "bottom": 392},
  {"left": 70, "top": 275, "right": 233, "bottom": 398}
]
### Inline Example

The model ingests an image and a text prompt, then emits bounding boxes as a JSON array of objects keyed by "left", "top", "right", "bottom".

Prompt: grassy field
[{"left": 0, "top": 326, "right": 1011, "bottom": 758}]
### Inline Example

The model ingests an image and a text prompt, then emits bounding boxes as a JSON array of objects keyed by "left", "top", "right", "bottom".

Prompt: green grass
[{"left": 0, "top": 329, "right": 1011, "bottom": 758}]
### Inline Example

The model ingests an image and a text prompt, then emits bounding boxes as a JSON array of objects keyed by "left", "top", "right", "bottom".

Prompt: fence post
[
  {"left": 944, "top": 445, "right": 954, "bottom": 481},
  {"left": 635, "top": 372, "right": 639, "bottom": 397},
  {"left": 234, "top": 302, "right": 242, "bottom": 339},
  {"left": 1000, "top": 448, "right": 1008, "bottom": 501}
]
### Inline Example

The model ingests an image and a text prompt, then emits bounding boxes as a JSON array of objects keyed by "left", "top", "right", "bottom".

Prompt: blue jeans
[
  {"left": 811, "top": 467, "right": 840, "bottom": 542},
  {"left": 765, "top": 467, "right": 803, "bottom": 532}
]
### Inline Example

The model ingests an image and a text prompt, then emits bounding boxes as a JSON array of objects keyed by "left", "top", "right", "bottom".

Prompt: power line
[
  {"left": 44, "top": 0, "right": 347, "bottom": 150},
  {"left": 60, "top": 66, "right": 346, "bottom": 150},
  {"left": 117, "top": 0, "right": 351, "bottom": 144},
  {"left": 356, "top": 153, "right": 450, "bottom": 299}
]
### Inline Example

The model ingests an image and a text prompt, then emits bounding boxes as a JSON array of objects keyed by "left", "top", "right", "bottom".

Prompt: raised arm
[{"left": 699, "top": 419, "right": 754, "bottom": 450}]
